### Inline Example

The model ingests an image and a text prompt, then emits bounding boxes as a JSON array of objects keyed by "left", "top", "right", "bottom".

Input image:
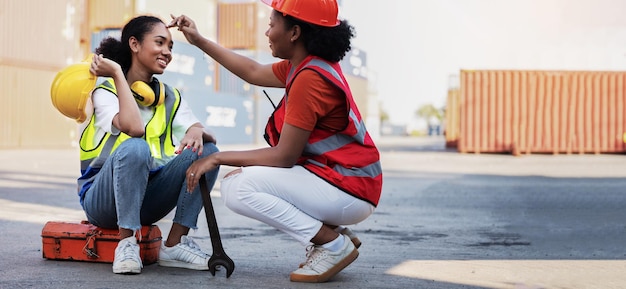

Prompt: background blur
[
  {"left": 343, "top": 0, "right": 626, "bottom": 125},
  {"left": 1, "top": 0, "right": 377, "bottom": 148},
  {"left": 1, "top": 0, "right": 625, "bottom": 154}
]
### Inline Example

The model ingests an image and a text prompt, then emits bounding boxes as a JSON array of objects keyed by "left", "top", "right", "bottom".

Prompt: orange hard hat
[{"left": 261, "top": 0, "right": 340, "bottom": 27}]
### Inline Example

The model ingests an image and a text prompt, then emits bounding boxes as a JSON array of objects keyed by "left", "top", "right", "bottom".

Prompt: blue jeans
[{"left": 83, "top": 138, "right": 219, "bottom": 231}]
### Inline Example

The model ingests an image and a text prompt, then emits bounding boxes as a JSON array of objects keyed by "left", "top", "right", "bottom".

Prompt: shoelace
[
  {"left": 120, "top": 242, "right": 141, "bottom": 265},
  {"left": 182, "top": 237, "right": 209, "bottom": 257},
  {"left": 302, "top": 245, "right": 327, "bottom": 269}
]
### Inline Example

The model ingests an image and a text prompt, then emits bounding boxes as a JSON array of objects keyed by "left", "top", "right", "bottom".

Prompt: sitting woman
[{"left": 81, "top": 15, "right": 219, "bottom": 274}]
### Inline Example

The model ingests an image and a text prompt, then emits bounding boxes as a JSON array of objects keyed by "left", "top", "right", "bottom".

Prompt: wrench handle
[{"left": 200, "top": 174, "right": 235, "bottom": 277}]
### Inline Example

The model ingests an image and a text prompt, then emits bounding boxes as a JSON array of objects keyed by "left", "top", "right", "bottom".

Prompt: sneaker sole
[
  {"left": 340, "top": 228, "right": 362, "bottom": 249},
  {"left": 158, "top": 259, "right": 209, "bottom": 271},
  {"left": 113, "top": 267, "right": 141, "bottom": 274},
  {"left": 290, "top": 248, "right": 359, "bottom": 283},
  {"left": 350, "top": 237, "right": 362, "bottom": 249}
]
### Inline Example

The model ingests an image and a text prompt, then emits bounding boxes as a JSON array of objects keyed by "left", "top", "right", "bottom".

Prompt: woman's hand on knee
[
  {"left": 186, "top": 154, "right": 221, "bottom": 192},
  {"left": 178, "top": 125, "right": 205, "bottom": 155}
]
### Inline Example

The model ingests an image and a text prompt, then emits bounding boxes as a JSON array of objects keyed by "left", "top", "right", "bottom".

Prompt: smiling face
[
  {"left": 130, "top": 22, "right": 173, "bottom": 76},
  {"left": 265, "top": 10, "right": 295, "bottom": 59}
]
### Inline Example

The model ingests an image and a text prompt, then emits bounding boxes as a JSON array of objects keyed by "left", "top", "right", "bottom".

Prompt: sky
[{"left": 339, "top": 0, "right": 626, "bottom": 125}]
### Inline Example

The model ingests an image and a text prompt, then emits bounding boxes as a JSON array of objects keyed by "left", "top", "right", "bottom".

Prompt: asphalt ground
[{"left": 1, "top": 136, "right": 625, "bottom": 289}]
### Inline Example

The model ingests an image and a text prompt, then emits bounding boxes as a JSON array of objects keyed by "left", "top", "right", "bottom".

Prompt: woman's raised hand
[
  {"left": 89, "top": 54, "right": 122, "bottom": 78},
  {"left": 168, "top": 14, "right": 202, "bottom": 45}
]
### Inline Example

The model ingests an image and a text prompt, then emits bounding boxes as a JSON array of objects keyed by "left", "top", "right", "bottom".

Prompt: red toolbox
[{"left": 41, "top": 221, "right": 162, "bottom": 264}]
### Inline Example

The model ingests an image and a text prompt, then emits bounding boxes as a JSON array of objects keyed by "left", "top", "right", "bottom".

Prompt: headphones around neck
[{"left": 130, "top": 78, "right": 164, "bottom": 107}]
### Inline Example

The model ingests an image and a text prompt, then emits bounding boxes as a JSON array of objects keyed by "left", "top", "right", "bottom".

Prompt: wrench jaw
[{"left": 208, "top": 254, "right": 235, "bottom": 278}]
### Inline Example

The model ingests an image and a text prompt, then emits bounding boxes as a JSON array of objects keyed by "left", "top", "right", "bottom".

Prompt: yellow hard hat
[{"left": 50, "top": 54, "right": 96, "bottom": 123}]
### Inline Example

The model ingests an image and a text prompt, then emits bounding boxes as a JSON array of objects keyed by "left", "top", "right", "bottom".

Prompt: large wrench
[{"left": 200, "top": 175, "right": 235, "bottom": 277}]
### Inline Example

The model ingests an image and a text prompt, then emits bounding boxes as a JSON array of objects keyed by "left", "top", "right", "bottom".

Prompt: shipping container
[
  {"left": 445, "top": 87, "right": 460, "bottom": 148},
  {"left": 198, "top": 92, "right": 255, "bottom": 144},
  {"left": 1, "top": 0, "right": 87, "bottom": 148},
  {"left": 135, "top": 0, "right": 217, "bottom": 44},
  {"left": 0, "top": 66, "right": 78, "bottom": 148},
  {"left": 345, "top": 75, "right": 369, "bottom": 119},
  {"left": 341, "top": 48, "right": 368, "bottom": 80},
  {"left": 342, "top": 47, "right": 369, "bottom": 119},
  {"left": 88, "top": 0, "right": 218, "bottom": 51},
  {"left": 157, "top": 42, "right": 256, "bottom": 145},
  {"left": 2, "top": 0, "right": 376, "bottom": 148},
  {"left": 87, "top": 0, "right": 135, "bottom": 31},
  {"left": 454, "top": 70, "right": 626, "bottom": 155},
  {"left": 216, "top": 50, "right": 255, "bottom": 94},
  {"left": 1, "top": 0, "right": 86, "bottom": 70},
  {"left": 217, "top": 2, "right": 258, "bottom": 49},
  {"left": 216, "top": 1, "right": 272, "bottom": 52}
]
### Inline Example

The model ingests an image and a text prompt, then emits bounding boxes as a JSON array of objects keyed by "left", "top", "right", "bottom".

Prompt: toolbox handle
[{"left": 83, "top": 229, "right": 101, "bottom": 258}]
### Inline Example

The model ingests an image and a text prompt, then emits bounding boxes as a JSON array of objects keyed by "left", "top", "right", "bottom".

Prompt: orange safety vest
[{"left": 264, "top": 56, "right": 382, "bottom": 206}]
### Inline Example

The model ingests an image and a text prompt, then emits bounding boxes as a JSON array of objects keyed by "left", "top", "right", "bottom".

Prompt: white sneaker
[
  {"left": 158, "top": 235, "right": 210, "bottom": 270},
  {"left": 290, "top": 235, "right": 359, "bottom": 283},
  {"left": 112, "top": 236, "right": 142, "bottom": 274}
]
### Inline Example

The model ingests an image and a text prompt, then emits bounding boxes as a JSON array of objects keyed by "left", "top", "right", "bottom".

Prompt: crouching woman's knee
[{"left": 220, "top": 168, "right": 246, "bottom": 213}]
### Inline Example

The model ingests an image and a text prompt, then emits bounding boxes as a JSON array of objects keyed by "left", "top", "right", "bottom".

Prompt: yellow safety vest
[{"left": 77, "top": 78, "right": 181, "bottom": 199}]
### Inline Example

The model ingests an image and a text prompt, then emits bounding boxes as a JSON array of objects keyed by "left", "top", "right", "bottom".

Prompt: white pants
[{"left": 220, "top": 165, "right": 375, "bottom": 245}]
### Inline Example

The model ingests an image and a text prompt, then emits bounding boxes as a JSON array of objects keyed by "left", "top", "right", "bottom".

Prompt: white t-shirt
[{"left": 80, "top": 81, "right": 201, "bottom": 167}]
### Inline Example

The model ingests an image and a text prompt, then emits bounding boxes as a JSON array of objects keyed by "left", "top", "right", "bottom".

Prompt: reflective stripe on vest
[{"left": 264, "top": 56, "right": 382, "bottom": 206}]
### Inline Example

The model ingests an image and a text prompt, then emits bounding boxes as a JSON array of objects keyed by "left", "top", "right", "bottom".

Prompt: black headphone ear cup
[
  {"left": 130, "top": 81, "right": 155, "bottom": 106},
  {"left": 150, "top": 80, "right": 164, "bottom": 107}
]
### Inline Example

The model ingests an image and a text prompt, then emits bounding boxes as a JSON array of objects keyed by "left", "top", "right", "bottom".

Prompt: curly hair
[
  {"left": 282, "top": 14, "right": 355, "bottom": 63},
  {"left": 94, "top": 16, "right": 164, "bottom": 74}
]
